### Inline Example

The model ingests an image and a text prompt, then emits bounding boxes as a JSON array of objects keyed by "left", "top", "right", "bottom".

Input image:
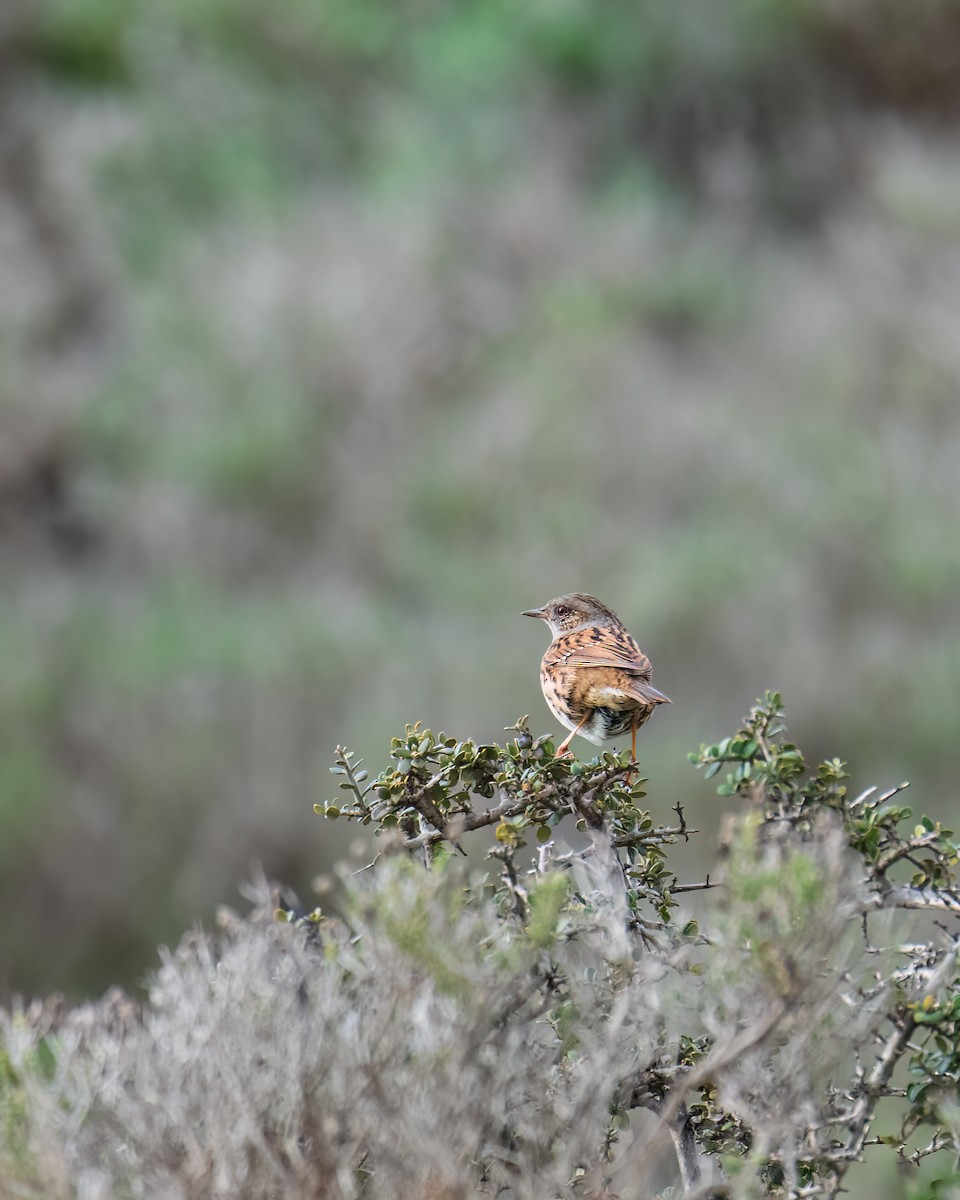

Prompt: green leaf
[{"left": 527, "top": 873, "right": 570, "bottom": 949}]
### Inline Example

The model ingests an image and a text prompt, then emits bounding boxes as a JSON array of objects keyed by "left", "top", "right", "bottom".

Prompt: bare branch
[{"left": 864, "top": 885, "right": 960, "bottom": 916}]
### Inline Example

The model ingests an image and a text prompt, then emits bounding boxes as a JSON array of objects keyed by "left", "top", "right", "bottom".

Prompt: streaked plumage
[{"left": 522, "top": 592, "right": 670, "bottom": 757}]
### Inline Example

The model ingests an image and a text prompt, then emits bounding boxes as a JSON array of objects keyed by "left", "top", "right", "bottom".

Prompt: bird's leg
[
  {"left": 627, "top": 716, "right": 638, "bottom": 784},
  {"left": 556, "top": 712, "right": 590, "bottom": 758}
]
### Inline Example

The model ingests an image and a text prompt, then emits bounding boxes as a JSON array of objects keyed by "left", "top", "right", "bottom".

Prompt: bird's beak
[{"left": 521, "top": 607, "right": 547, "bottom": 620}]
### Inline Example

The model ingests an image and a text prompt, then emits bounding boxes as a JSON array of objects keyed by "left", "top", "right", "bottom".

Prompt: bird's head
[{"left": 521, "top": 593, "right": 619, "bottom": 637}]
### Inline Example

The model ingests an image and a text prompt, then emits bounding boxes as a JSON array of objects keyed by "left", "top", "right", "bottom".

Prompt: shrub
[{"left": 3, "top": 693, "right": 960, "bottom": 1198}]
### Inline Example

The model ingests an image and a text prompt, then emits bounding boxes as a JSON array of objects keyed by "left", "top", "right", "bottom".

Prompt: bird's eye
[{"left": 555, "top": 605, "right": 568, "bottom": 617}]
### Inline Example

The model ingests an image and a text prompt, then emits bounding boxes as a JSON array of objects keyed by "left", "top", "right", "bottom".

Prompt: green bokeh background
[{"left": 2, "top": 4, "right": 959, "bottom": 1190}]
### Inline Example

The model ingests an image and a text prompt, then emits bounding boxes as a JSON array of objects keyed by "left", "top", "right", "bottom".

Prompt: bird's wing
[
  {"left": 580, "top": 677, "right": 671, "bottom": 709},
  {"left": 545, "top": 628, "right": 671, "bottom": 706}
]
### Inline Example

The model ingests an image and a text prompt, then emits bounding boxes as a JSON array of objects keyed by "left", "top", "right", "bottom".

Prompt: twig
[
  {"left": 864, "top": 885, "right": 960, "bottom": 916},
  {"left": 670, "top": 1101, "right": 704, "bottom": 1194},
  {"left": 673, "top": 877, "right": 716, "bottom": 895},
  {"left": 613, "top": 824, "right": 698, "bottom": 848}
]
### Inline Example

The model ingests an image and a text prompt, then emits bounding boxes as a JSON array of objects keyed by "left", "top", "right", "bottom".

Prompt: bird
[{"left": 522, "top": 593, "right": 670, "bottom": 761}]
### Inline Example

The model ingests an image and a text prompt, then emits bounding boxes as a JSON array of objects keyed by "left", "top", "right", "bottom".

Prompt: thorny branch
[{"left": 318, "top": 696, "right": 960, "bottom": 1197}]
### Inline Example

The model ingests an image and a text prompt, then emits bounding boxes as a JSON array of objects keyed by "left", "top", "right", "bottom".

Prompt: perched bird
[{"left": 522, "top": 593, "right": 670, "bottom": 760}]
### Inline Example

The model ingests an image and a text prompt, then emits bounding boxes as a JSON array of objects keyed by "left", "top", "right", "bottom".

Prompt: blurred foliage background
[{"left": 2, "top": 0, "right": 959, "bottom": 1047}]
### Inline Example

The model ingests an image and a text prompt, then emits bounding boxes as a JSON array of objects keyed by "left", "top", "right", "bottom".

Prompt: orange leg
[
  {"left": 556, "top": 711, "right": 591, "bottom": 757},
  {"left": 626, "top": 716, "right": 638, "bottom": 784}
]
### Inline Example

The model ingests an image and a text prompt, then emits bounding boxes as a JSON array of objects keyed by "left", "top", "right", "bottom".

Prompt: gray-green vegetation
[{"left": 4, "top": 695, "right": 960, "bottom": 1198}]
